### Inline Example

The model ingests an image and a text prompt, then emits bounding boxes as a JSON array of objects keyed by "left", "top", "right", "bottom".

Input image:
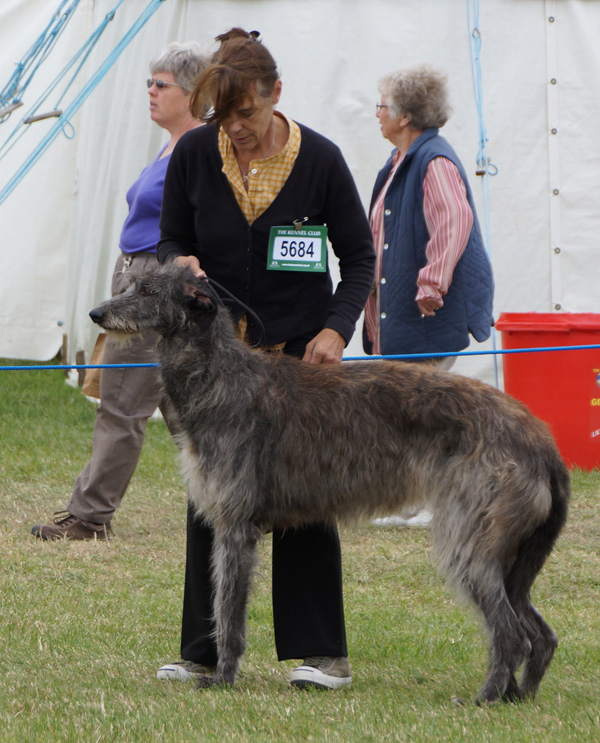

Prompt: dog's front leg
[{"left": 196, "top": 522, "right": 259, "bottom": 689}]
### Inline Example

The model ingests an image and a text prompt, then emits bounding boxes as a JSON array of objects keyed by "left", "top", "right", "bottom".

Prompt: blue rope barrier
[
  {"left": 344, "top": 344, "right": 600, "bottom": 361},
  {"left": 0, "top": 363, "right": 159, "bottom": 371},
  {"left": 2, "top": 344, "right": 600, "bottom": 371}
]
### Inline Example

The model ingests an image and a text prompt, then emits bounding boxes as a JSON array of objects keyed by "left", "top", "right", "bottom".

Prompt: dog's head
[{"left": 89, "top": 265, "right": 220, "bottom": 339}]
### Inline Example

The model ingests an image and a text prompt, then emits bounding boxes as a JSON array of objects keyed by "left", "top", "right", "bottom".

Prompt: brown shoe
[{"left": 31, "top": 511, "right": 113, "bottom": 541}]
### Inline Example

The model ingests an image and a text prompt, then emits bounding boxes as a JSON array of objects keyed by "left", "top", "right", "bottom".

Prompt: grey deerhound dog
[{"left": 89, "top": 265, "right": 569, "bottom": 704}]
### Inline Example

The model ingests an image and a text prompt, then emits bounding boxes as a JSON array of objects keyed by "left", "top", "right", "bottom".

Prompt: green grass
[{"left": 1, "top": 359, "right": 599, "bottom": 742}]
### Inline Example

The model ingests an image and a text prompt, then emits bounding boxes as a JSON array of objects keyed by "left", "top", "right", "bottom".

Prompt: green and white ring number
[{"left": 267, "top": 225, "right": 328, "bottom": 273}]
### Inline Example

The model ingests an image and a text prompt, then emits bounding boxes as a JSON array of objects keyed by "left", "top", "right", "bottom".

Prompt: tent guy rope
[
  {"left": 0, "top": 0, "right": 81, "bottom": 121},
  {"left": 0, "top": 0, "right": 168, "bottom": 208},
  {"left": 467, "top": 0, "right": 501, "bottom": 387}
]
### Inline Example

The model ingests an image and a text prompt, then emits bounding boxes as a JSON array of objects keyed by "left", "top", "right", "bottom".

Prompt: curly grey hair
[
  {"left": 379, "top": 65, "right": 451, "bottom": 130},
  {"left": 150, "top": 41, "right": 210, "bottom": 93}
]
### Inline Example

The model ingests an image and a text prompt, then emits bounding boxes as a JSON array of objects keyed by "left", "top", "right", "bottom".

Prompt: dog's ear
[{"left": 183, "top": 281, "right": 217, "bottom": 317}]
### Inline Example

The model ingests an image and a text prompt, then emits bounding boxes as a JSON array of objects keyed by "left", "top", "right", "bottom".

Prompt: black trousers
[
  {"left": 180, "top": 507, "right": 348, "bottom": 664},
  {"left": 178, "top": 332, "right": 348, "bottom": 665}
]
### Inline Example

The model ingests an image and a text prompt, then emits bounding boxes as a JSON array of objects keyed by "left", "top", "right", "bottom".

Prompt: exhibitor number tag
[{"left": 267, "top": 226, "right": 327, "bottom": 273}]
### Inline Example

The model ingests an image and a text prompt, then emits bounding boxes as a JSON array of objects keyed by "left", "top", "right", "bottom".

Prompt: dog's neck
[{"left": 156, "top": 314, "right": 260, "bottom": 420}]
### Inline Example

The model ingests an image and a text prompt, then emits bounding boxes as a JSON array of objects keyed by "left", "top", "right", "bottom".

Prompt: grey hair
[
  {"left": 150, "top": 41, "right": 210, "bottom": 93},
  {"left": 379, "top": 65, "right": 451, "bottom": 130}
]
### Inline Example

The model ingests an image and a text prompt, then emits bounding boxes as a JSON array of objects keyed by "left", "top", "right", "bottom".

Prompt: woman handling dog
[{"left": 155, "top": 29, "right": 375, "bottom": 690}]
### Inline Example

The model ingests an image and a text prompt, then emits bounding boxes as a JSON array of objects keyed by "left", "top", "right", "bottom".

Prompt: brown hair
[{"left": 190, "top": 28, "right": 279, "bottom": 125}]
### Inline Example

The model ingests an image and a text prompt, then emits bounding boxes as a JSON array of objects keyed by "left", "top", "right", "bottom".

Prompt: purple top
[{"left": 119, "top": 147, "right": 170, "bottom": 254}]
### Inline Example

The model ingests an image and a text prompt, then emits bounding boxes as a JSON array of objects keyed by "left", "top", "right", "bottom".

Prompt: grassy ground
[{"left": 1, "top": 359, "right": 599, "bottom": 742}]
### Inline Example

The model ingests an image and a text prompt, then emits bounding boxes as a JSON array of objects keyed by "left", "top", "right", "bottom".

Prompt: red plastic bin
[{"left": 496, "top": 313, "right": 600, "bottom": 470}]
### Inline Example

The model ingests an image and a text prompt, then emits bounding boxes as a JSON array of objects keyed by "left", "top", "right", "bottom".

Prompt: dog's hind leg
[
  {"left": 502, "top": 674, "right": 524, "bottom": 703},
  {"left": 196, "top": 522, "right": 260, "bottom": 689},
  {"left": 503, "top": 495, "right": 564, "bottom": 699},
  {"left": 514, "top": 601, "right": 558, "bottom": 699},
  {"left": 464, "top": 568, "right": 532, "bottom": 704}
]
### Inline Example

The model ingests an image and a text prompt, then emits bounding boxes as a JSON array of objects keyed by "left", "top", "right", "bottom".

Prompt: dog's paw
[
  {"left": 194, "top": 674, "right": 233, "bottom": 690},
  {"left": 195, "top": 674, "right": 219, "bottom": 689}
]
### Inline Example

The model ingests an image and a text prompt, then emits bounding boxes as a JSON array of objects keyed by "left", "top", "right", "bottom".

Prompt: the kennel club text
[{"left": 268, "top": 226, "right": 327, "bottom": 272}]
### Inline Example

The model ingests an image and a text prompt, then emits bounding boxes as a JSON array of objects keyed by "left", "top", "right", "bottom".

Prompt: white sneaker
[
  {"left": 156, "top": 661, "right": 208, "bottom": 681},
  {"left": 290, "top": 656, "right": 352, "bottom": 690}
]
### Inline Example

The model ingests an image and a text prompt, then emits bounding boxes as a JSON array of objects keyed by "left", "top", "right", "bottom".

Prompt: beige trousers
[{"left": 66, "top": 252, "right": 164, "bottom": 524}]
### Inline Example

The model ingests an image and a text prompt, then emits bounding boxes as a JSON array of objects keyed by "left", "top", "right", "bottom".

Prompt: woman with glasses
[
  {"left": 366, "top": 66, "right": 494, "bottom": 529},
  {"left": 365, "top": 64, "right": 493, "bottom": 363},
  {"left": 156, "top": 28, "right": 374, "bottom": 690},
  {"left": 31, "top": 42, "right": 209, "bottom": 541}
]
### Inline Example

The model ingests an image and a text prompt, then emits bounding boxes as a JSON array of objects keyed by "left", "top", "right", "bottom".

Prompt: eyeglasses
[
  {"left": 147, "top": 78, "right": 179, "bottom": 90},
  {"left": 375, "top": 103, "right": 390, "bottom": 112}
]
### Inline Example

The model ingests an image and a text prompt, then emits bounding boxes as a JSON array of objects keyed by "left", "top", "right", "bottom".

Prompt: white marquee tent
[{"left": 1, "top": 0, "right": 599, "bottom": 388}]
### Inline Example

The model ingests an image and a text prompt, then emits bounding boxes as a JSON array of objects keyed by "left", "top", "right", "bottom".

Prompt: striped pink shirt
[{"left": 365, "top": 155, "right": 473, "bottom": 354}]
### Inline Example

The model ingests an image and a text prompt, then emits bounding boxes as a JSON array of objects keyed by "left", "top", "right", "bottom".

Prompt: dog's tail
[{"left": 505, "top": 456, "right": 570, "bottom": 601}]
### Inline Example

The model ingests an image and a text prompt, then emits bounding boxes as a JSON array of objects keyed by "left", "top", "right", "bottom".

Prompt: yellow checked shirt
[
  {"left": 218, "top": 113, "right": 301, "bottom": 347},
  {"left": 218, "top": 113, "right": 301, "bottom": 223}
]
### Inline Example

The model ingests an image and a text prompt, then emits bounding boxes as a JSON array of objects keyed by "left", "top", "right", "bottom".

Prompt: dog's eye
[{"left": 138, "top": 284, "right": 157, "bottom": 296}]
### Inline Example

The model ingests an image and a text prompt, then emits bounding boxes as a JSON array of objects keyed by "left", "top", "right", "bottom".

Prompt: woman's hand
[
  {"left": 417, "top": 297, "right": 443, "bottom": 317},
  {"left": 303, "top": 328, "right": 345, "bottom": 365},
  {"left": 173, "top": 255, "right": 206, "bottom": 279}
]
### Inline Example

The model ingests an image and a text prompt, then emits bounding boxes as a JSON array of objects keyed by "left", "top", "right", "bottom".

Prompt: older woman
[
  {"left": 364, "top": 65, "right": 493, "bottom": 362},
  {"left": 31, "top": 42, "right": 209, "bottom": 540},
  {"left": 156, "top": 28, "right": 374, "bottom": 690}
]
